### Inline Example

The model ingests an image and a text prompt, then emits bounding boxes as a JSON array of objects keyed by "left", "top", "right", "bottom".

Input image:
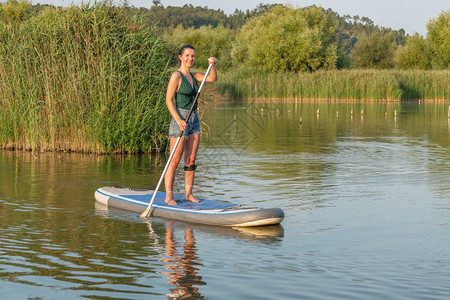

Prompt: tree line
[
  {"left": 140, "top": 2, "right": 448, "bottom": 71},
  {"left": 1, "top": 1, "right": 448, "bottom": 72}
]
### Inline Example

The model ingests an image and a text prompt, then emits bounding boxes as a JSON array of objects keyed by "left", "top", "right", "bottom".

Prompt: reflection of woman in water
[{"left": 161, "top": 223, "right": 206, "bottom": 299}]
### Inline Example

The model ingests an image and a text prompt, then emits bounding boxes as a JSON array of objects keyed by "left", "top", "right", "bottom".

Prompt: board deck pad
[{"left": 113, "top": 190, "right": 238, "bottom": 210}]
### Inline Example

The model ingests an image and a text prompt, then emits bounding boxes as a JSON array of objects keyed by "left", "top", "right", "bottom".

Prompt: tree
[
  {"left": 394, "top": 33, "right": 431, "bottom": 69},
  {"left": 427, "top": 10, "right": 450, "bottom": 69},
  {"left": 351, "top": 30, "right": 396, "bottom": 69},
  {"left": 164, "top": 25, "right": 234, "bottom": 70},
  {"left": 231, "top": 5, "right": 337, "bottom": 72},
  {"left": 152, "top": 0, "right": 162, "bottom": 7},
  {"left": 143, "top": 4, "right": 228, "bottom": 29}
]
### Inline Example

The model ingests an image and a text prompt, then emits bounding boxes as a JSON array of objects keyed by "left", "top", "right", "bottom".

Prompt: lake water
[{"left": 1, "top": 101, "right": 450, "bottom": 299}]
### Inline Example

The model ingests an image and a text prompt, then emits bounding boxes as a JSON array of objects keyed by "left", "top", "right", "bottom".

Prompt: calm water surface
[{"left": 1, "top": 101, "right": 450, "bottom": 299}]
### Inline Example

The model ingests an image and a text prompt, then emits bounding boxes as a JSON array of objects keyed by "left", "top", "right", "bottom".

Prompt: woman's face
[{"left": 179, "top": 48, "right": 195, "bottom": 68}]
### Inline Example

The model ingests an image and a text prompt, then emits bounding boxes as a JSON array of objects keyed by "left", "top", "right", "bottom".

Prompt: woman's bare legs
[
  {"left": 183, "top": 133, "right": 200, "bottom": 202},
  {"left": 164, "top": 137, "right": 185, "bottom": 205}
]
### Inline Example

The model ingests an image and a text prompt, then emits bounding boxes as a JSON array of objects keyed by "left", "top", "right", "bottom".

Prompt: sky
[{"left": 32, "top": 0, "right": 449, "bottom": 36}]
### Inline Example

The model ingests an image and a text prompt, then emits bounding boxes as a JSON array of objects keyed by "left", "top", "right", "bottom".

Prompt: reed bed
[
  {"left": 217, "top": 69, "right": 450, "bottom": 101},
  {"left": 0, "top": 4, "right": 173, "bottom": 153},
  {"left": 1, "top": 5, "right": 448, "bottom": 154}
]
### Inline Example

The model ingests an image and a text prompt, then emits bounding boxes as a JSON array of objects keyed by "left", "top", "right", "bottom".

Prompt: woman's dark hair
[{"left": 177, "top": 44, "right": 195, "bottom": 66}]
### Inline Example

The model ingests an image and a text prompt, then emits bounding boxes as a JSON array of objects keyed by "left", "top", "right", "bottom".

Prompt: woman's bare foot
[
  {"left": 165, "top": 198, "right": 177, "bottom": 206},
  {"left": 185, "top": 194, "right": 200, "bottom": 203}
]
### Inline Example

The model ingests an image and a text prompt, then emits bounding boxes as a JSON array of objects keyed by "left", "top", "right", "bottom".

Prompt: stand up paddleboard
[{"left": 95, "top": 186, "right": 284, "bottom": 227}]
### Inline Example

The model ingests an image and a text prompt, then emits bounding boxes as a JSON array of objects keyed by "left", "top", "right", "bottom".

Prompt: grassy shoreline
[
  {"left": 2, "top": 67, "right": 449, "bottom": 154},
  {"left": 216, "top": 69, "right": 450, "bottom": 102}
]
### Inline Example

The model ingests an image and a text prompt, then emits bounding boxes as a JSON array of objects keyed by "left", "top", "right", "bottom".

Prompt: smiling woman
[{"left": 162, "top": 45, "right": 217, "bottom": 206}]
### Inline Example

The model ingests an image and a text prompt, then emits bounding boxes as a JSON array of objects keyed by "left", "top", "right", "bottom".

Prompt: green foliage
[
  {"left": 336, "top": 44, "right": 352, "bottom": 69},
  {"left": 332, "top": 11, "right": 406, "bottom": 65},
  {"left": 394, "top": 34, "right": 431, "bottom": 70},
  {"left": 0, "top": 3, "right": 173, "bottom": 153},
  {"left": 351, "top": 30, "right": 396, "bottom": 69},
  {"left": 0, "top": 0, "right": 32, "bottom": 23},
  {"left": 232, "top": 5, "right": 338, "bottom": 72},
  {"left": 143, "top": 3, "right": 445, "bottom": 72},
  {"left": 164, "top": 24, "right": 234, "bottom": 70},
  {"left": 142, "top": 4, "right": 228, "bottom": 29},
  {"left": 140, "top": 2, "right": 279, "bottom": 30},
  {"left": 427, "top": 10, "right": 450, "bottom": 69}
]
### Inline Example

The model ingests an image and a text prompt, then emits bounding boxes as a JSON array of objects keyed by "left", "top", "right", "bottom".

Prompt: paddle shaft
[{"left": 140, "top": 64, "right": 213, "bottom": 218}]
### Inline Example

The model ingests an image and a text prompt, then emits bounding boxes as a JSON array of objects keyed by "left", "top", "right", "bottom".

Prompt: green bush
[
  {"left": 231, "top": 5, "right": 338, "bottom": 72},
  {"left": 427, "top": 10, "right": 450, "bottom": 69},
  {"left": 394, "top": 34, "right": 431, "bottom": 70},
  {"left": 351, "top": 30, "right": 396, "bottom": 69}
]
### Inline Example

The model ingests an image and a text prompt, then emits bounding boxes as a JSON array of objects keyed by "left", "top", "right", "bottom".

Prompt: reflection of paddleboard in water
[
  {"left": 95, "top": 186, "right": 284, "bottom": 227},
  {"left": 95, "top": 201, "right": 284, "bottom": 244}
]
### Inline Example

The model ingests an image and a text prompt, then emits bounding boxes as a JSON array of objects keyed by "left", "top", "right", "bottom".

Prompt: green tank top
[{"left": 175, "top": 71, "right": 199, "bottom": 110}]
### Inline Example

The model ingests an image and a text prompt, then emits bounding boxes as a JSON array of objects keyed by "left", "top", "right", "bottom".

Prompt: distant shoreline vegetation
[
  {"left": 0, "top": 1, "right": 448, "bottom": 153},
  {"left": 216, "top": 69, "right": 449, "bottom": 101}
]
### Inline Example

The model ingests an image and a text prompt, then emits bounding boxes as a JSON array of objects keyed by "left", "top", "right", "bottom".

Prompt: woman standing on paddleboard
[{"left": 164, "top": 45, "right": 217, "bottom": 205}]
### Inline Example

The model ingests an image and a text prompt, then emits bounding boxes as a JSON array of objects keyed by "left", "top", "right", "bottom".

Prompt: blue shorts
[{"left": 168, "top": 108, "right": 201, "bottom": 138}]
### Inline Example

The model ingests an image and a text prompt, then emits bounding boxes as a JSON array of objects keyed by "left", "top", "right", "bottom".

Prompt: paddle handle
[{"left": 140, "top": 64, "right": 213, "bottom": 218}]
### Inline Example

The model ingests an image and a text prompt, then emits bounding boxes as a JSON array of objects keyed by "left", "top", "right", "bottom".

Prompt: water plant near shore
[
  {"left": 0, "top": 3, "right": 173, "bottom": 153},
  {"left": 217, "top": 69, "right": 449, "bottom": 101}
]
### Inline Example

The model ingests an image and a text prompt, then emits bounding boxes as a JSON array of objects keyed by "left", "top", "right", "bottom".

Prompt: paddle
[{"left": 140, "top": 63, "right": 214, "bottom": 218}]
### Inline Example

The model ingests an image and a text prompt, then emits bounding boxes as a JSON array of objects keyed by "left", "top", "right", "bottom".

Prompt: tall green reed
[
  {"left": 0, "top": 4, "right": 173, "bottom": 153},
  {"left": 217, "top": 69, "right": 449, "bottom": 101}
]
